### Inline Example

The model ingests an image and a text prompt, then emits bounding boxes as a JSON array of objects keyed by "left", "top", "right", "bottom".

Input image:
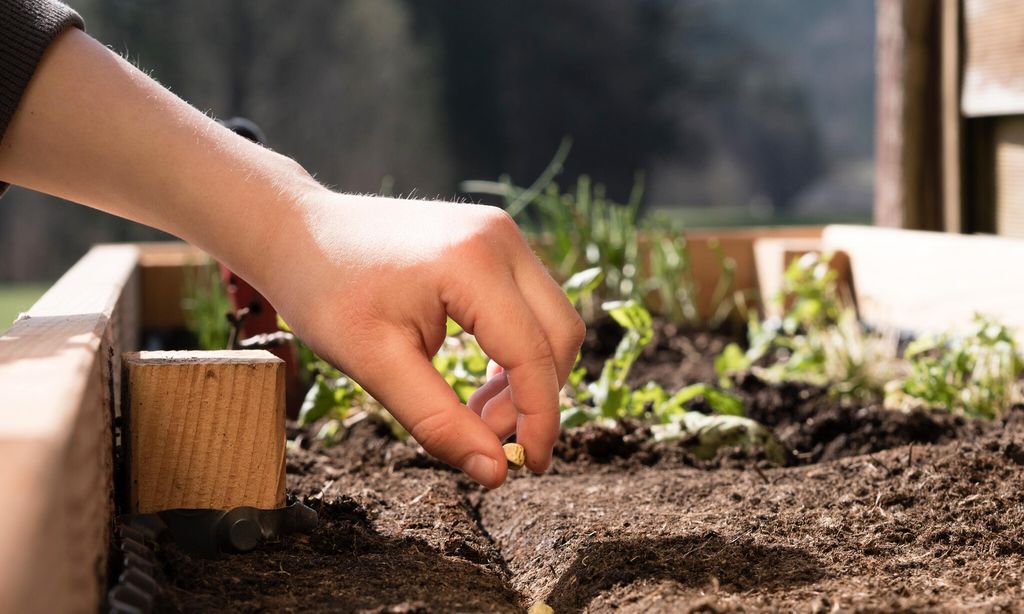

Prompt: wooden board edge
[{"left": 0, "top": 244, "right": 141, "bottom": 613}]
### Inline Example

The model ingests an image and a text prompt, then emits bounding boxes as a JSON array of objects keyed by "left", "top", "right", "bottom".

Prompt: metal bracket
[
  {"left": 107, "top": 500, "right": 318, "bottom": 612},
  {"left": 122, "top": 499, "right": 318, "bottom": 559}
]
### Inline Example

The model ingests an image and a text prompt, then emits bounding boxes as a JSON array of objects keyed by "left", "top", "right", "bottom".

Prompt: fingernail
[{"left": 463, "top": 453, "right": 499, "bottom": 486}]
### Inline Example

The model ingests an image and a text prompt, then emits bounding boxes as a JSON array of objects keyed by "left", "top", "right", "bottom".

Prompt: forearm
[
  {"left": 0, "top": 26, "right": 584, "bottom": 487},
  {"left": 0, "top": 28, "right": 324, "bottom": 285}
]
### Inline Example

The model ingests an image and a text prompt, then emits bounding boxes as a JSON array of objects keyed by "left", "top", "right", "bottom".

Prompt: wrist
[{"left": 177, "top": 145, "right": 328, "bottom": 296}]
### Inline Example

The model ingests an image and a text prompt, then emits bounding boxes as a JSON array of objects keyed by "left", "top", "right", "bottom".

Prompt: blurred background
[{"left": 0, "top": 0, "right": 876, "bottom": 320}]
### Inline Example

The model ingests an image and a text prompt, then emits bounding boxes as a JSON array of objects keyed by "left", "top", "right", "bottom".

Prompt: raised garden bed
[
  {"left": 154, "top": 332, "right": 1024, "bottom": 612},
  {"left": 2, "top": 225, "right": 1023, "bottom": 612}
]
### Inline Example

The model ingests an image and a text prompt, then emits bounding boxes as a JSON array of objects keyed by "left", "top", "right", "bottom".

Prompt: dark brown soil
[
  {"left": 151, "top": 324, "right": 1024, "bottom": 613},
  {"left": 579, "top": 316, "right": 735, "bottom": 389}
]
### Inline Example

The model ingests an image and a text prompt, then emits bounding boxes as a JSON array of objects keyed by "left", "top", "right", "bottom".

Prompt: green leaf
[
  {"left": 445, "top": 317, "right": 463, "bottom": 337},
  {"left": 451, "top": 380, "right": 478, "bottom": 404},
  {"left": 703, "top": 388, "right": 745, "bottom": 416},
  {"left": 298, "top": 379, "right": 336, "bottom": 425},
  {"left": 560, "top": 407, "right": 596, "bottom": 428},
  {"left": 656, "top": 383, "right": 744, "bottom": 420},
  {"left": 562, "top": 267, "right": 604, "bottom": 306},
  {"left": 714, "top": 343, "right": 749, "bottom": 381},
  {"left": 603, "top": 300, "right": 653, "bottom": 336},
  {"left": 628, "top": 381, "right": 668, "bottom": 416},
  {"left": 652, "top": 412, "right": 784, "bottom": 465}
]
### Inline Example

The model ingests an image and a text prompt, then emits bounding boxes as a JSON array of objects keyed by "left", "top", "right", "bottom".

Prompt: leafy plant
[
  {"left": 461, "top": 142, "right": 736, "bottom": 326},
  {"left": 182, "top": 259, "right": 232, "bottom": 350},
  {"left": 561, "top": 299, "right": 784, "bottom": 463},
  {"left": 432, "top": 319, "right": 490, "bottom": 403},
  {"left": 716, "top": 252, "right": 897, "bottom": 400},
  {"left": 885, "top": 316, "right": 1024, "bottom": 419}
]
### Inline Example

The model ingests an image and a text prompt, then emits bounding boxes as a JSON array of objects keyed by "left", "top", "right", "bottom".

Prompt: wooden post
[
  {"left": 875, "top": 0, "right": 944, "bottom": 230},
  {"left": 941, "top": 0, "right": 963, "bottom": 233},
  {"left": 124, "top": 350, "right": 286, "bottom": 513}
]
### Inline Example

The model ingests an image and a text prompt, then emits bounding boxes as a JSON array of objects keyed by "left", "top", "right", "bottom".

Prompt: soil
[{"left": 151, "top": 321, "right": 1024, "bottom": 613}]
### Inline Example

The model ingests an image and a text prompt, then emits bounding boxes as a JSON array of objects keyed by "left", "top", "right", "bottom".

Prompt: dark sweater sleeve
[{"left": 0, "top": 0, "right": 85, "bottom": 196}]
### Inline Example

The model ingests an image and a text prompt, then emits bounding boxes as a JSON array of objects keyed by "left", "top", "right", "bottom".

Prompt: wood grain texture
[
  {"left": 962, "top": 0, "right": 1024, "bottom": 117},
  {"left": 0, "top": 245, "right": 140, "bottom": 614},
  {"left": 681, "top": 227, "right": 823, "bottom": 319},
  {"left": 822, "top": 224, "right": 1024, "bottom": 335},
  {"left": 138, "top": 241, "right": 208, "bottom": 330},
  {"left": 874, "top": 0, "right": 943, "bottom": 230},
  {"left": 125, "top": 350, "right": 286, "bottom": 513},
  {"left": 941, "top": 0, "right": 963, "bottom": 233},
  {"left": 994, "top": 117, "right": 1024, "bottom": 238}
]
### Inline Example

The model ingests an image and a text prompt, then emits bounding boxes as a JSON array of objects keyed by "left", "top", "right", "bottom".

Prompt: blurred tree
[
  {"left": 78, "top": 0, "right": 454, "bottom": 196},
  {"left": 0, "top": 0, "right": 870, "bottom": 281},
  {"left": 406, "top": 0, "right": 691, "bottom": 201}
]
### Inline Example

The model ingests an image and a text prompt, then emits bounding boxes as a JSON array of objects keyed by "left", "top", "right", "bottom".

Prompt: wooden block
[
  {"left": 995, "top": 117, "right": 1024, "bottom": 238},
  {"left": 124, "top": 350, "right": 286, "bottom": 513}
]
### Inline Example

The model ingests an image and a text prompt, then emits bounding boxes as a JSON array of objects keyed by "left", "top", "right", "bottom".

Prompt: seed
[
  {"left": 528, "top": 601, "right": 554, "bottom": 614},
  {"left": 503, "top": 443, "right": 525, "bottom": 470}
]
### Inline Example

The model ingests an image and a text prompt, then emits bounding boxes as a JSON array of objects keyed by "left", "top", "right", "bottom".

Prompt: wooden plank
[
  {"left": 822, "top": 224, "right": 1024, "bottom": 335},
  {"left": 0, "top": 245, "right": 140, "bottom": 614},
  {"left": 681, "top": 227, "right": 823, "bottom": 319},
  {"left": 124, "top": 350, "right": 286, "bottom": 513},
  {"left": 994, "top": 116, "right": 1024, "bottom": 238},
  {"left": 138, "top": 241, "right": 209, "bottom": 331},
  {"left": 962, "top": 0, "right": 1024, "bottom": 117}
]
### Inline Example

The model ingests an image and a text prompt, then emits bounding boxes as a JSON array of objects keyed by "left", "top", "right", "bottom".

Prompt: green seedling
[
  {"left": 182, "top": 259, "right": 232, "bottom": 350},
  {"left": 716, "top": 252, "right": 898, "bottom": 401},
  {"left": 561, "top": 300, "right": 784, "bottom": 463},
  {"left": 463, "top": 143, "right": 735, "bottom": 327},
  {"left": 885, "top": 315, "right": 1024, "bottom": 419},
  {"left": 651, "top": 411, "right": 786, "bottom": 465}
]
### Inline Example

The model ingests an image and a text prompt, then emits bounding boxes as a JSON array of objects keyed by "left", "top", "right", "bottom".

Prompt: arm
[{"left": 0, "top": 28, "right": 585, "bottom": 487}]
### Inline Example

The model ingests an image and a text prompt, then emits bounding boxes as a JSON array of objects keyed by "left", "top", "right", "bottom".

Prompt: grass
[{"left": 0, "top": 283, "right": 50, "bottom": 331}]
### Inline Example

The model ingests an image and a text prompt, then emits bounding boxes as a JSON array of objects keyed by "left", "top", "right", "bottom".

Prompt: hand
[
  {"left": 250, "top": 192, "right": 585, "bottom": 488},
  {"left": 0, "top": 28, "right": 585, "bottom": 488}
]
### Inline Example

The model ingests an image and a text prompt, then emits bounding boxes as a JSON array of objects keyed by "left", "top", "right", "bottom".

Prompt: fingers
[
  {"left": 447, "top": 272, "right": 561, "bottom": 471},
  {"left": 354, "top": 334, "right": 508, "bottom": 488},
  {"left": 468, "top": 369, "right": 507, "bottom": 415},
  {"left": 480, "top": 387, "right": 518, "bottom": 440},
  {"left": 469, "top": 367, "right": 517, "bottom": 441},
  {"left": 512, "top": 251, "right": 587, "bottom": 385}
]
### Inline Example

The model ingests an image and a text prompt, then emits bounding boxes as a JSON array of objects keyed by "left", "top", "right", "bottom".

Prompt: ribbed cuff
[{"left": 0, "top": 0, "right": 85, "bottom": 196}]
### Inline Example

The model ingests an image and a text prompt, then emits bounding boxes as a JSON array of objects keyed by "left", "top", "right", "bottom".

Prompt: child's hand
[
  {"left": 0, "top": 28, "right": 585, "bottom": 488},
  {"left": 250, "top": 193, "right": 585, "bottom": 488}
]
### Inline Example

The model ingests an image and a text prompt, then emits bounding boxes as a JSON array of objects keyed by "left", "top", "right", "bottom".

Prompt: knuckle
[
  {"left": 408, "top": 410, "right": 454, "bottom": 454},
  {"left": 525, "top": 335, "right": 557, "bottom": 369},
  {"left": 566, "top": 312, "right": 587, "bottom": 348},
  {"left": 479, "top": 206, "right": 517, "bottom": 234},
  {"left": 475, "top": 207, "right": 521, "bottom": 251}
]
